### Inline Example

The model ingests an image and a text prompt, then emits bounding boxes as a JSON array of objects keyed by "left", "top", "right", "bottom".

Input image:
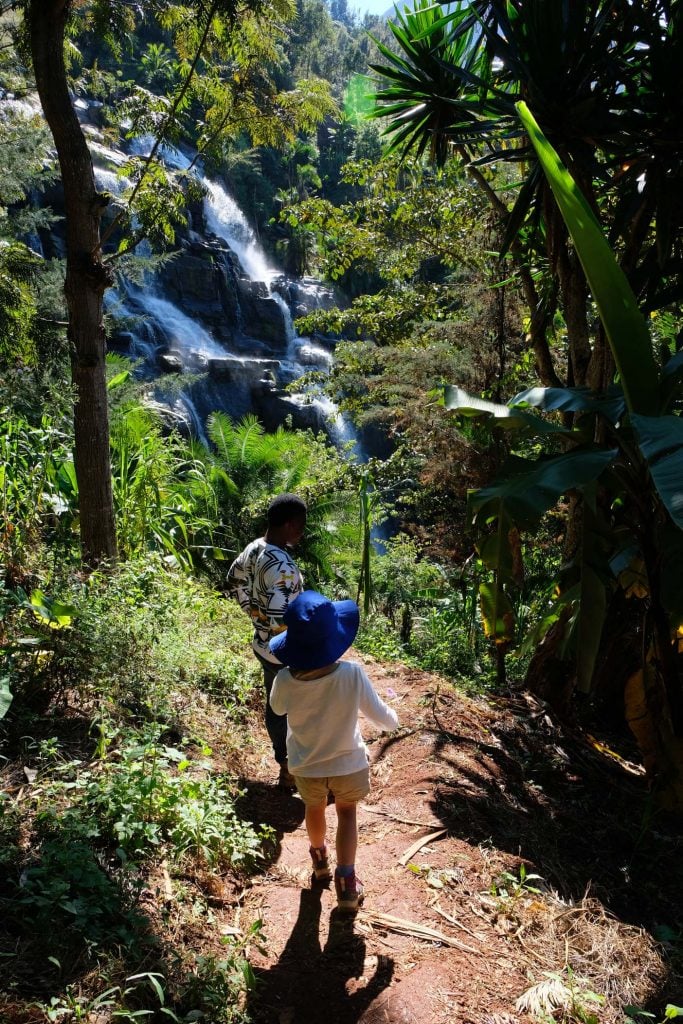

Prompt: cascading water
[
  {"left": 81, "top": 110, "right": 358, "bottom": 449},
  {"left": 201, "top": 175, "right": 357, "bottom": 444},
  {"left": 203, "top": 180, "right": 276, "bottom": 285},
  {"left": 125, "top": 289, "right": 225, "bottom": 361}
]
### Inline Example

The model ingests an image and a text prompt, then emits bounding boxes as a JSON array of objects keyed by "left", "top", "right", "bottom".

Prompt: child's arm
[
  {"left": 357, "top": 668, "right": 399, "bottom": 732},
  {"left": 269, "top": 671, "right": 288, "bottom": 716}
]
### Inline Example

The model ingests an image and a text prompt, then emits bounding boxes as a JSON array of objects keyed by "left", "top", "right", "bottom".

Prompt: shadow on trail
[
  {"left": 235, "top": 777, "right": 305, "bottom": 870},
  {"left": 374, "top": 691, "right": 682, "bottom": 929},
  {"left": 370, "top": 688, "right": 683, "bottom": 1010},
  {"left": 247, "top": 886, "right": 393, "bottom": 1024}
]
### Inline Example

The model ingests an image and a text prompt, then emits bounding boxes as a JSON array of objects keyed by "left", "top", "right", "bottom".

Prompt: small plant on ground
[
  {"left": 625, "top": 1007, "right": 683, "bottom": 1024},
  {"left": 516, "top": 967, "right": 605, "bottom": 1024},
  {"left": 178, "top": 923, "right": 266, "bottom": 1024},
  {"left": 36, "top": 971, "right": 175, "bottom": 1023},
  {"left": 491, "top": 863, "right": 545, "bottom": 901}
]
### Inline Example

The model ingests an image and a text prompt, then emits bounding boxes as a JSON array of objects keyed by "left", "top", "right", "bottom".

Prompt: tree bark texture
[{"left": 29, "top": 0, "right": 117, "bottom": 565}]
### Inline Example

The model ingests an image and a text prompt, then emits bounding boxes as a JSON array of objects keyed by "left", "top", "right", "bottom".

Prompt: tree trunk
[{"left": 28, "top": 0, "right": 117, "bottom": 566}]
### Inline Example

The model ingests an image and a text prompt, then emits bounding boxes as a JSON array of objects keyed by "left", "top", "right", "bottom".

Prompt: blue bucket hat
[{"left": 269, "top": 590, "right": 359, "bottom": 670}]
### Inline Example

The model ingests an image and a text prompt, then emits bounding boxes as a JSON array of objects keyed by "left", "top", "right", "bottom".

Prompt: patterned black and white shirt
[{"left": 227, "top": 538, "right": 304, "bottom": 663}]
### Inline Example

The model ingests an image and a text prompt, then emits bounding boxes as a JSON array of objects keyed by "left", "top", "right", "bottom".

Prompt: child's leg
[
  {"left": 334, "top": 800, "right": 358, "bottom": 867},
  {"left": 294, "top": 779, "right": 332, "bottom": 882},
  {"left": 329, "top": 772, "right": 368, "bottom": 908},
  {"left": 333, "top": 799, "right": 363, "bottom": 909},
  {"left": 303, "top": 794, "right": 331, "bottom": 881},
  {"left": 305, "top": 800, "right": 327, "bottom": 850}
]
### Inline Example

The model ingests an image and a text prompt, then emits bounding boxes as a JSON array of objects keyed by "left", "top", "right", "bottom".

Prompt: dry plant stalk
[{"left": 511, "top": 892, "right": 668, "bottom": 1024}]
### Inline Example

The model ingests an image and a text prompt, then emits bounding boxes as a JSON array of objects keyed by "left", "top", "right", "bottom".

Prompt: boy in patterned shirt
[{"left": 226, "top": 494, "right": 306, "bottom": 788}]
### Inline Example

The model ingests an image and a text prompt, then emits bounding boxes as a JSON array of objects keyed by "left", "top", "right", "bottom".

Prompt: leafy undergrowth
[
  {"left": 1, "top": 563, "right": 682, "bottom": 1024},
  {"left": 0, "top": 559, "right": 268, "bottom": 1023}
]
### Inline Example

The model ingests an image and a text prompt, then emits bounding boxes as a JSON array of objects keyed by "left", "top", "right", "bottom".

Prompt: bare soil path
[{"left": 223, "top": 653, "right": 677, "bottom": 1024}]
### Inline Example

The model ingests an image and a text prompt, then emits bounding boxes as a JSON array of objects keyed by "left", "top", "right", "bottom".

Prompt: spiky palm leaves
[{"left": 370, "top": 0, "right": 683, "bottom": 310}]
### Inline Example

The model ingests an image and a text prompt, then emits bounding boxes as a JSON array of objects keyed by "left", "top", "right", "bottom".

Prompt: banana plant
[{"left": 447, "top": 104, "right": 683, "bottom": 810}]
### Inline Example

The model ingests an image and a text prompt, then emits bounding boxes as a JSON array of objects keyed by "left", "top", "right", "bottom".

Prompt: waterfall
[
  {"left": 128, "top": 134, "right": 192, "bottom": 172},
  {"left": 86, "top": 122, "right": 360, "bottom": 451},
  {"left": 104, "top": 290, "right": 157, "bottom": 363},
  {"left": 200, "top": 173, "right": 358, "bottom": 451},
  {"left": 124, "top": 289, "right": 225, "bottom": 360},
  {"left": 203, "top": 180, "right": 276, "bottom": 284}
]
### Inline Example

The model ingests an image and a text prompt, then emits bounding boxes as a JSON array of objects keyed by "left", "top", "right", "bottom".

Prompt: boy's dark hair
[{"left": 267, "top": 493, "right": 307, "bottom": 528}]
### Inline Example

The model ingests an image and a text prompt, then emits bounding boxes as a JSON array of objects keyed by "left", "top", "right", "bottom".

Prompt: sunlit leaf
[
  {"left": 516, "top": 101, "right": 658, "bottom": 415},
  {"left": 0, "top": 676, "right": 12, "bottom": 720}
]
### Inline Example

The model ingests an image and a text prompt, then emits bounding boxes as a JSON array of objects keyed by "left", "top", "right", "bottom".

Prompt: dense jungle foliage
[{"left": 1, "top": 0, "right": 683, "bottom": 1021}]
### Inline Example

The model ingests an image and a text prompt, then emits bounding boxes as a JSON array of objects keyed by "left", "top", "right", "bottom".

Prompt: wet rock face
[
  {"left": 157, "top": 351, "right": 183, "bottom": 374},
  {"left": 272, "top": 276, "right": 339, "bottom": 313},
  {"left": 252, "top": 389, "right": 330, "bottom": 434},
  {"left": 148, "top": 238, "right": 312, "bottom": 353},
  {"left": 165, "top": 251, "right": 223, "bottom": 310},
  {"left": 37, "top": 97, "right": 355, "bottom": 441},
  {"left": 232, "top": 280, "right": 288, "bottom": 350},
  {"left": 207, "top": 356, "right": 280, "bottom": 382},
  {"left": 163, "top": 240, "right": 242, "bottom": 341}
]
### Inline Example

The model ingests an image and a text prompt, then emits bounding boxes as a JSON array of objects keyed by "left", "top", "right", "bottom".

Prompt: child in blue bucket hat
[{"left": 269, "top": 590, "right": 399, "bottom": 911}]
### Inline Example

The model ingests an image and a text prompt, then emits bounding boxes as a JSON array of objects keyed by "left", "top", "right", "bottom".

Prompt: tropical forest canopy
[{"left": 1, "top": 0, "right": 683, "bottom": 1020}]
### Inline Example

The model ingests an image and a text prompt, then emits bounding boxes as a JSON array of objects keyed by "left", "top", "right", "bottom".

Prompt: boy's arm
[
  {"left": 226, "top": 551, "right": 252, "bottom": 618},
  {"left": 357, "top": 668, "right": 399, "bottom": 732},
  {"left": 261, "top": 554, "right": 303, "bottom": 636}
]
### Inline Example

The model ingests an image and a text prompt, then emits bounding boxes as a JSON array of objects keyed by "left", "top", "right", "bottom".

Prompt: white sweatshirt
[{"left": 269, "top": 660, "right": 399, "bottom": 777}]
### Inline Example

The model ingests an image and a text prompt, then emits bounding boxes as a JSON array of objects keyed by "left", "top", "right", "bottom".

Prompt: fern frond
[{"left": 515, "top": 974, "right": 573, "bottom": 1018}]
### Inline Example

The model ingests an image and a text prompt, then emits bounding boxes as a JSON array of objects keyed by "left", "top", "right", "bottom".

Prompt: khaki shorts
[{"left": 294, "top": 766, "right": 370, "bottom": 806}]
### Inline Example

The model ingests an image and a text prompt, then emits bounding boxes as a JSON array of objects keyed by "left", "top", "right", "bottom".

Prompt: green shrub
[
  {"left": 2, "top": 555, "right": 255, "bottom": 725},
  {"left": 81, "top": 732, "right": 271, "bottom": 866},
  {"left": 355, "top": 612, "right": 415, "bottom": 664},
  {"left": 13, "top": 835, "right": 142, "bottom": 947},
  {"left": 109, "top": 400, "right": 218, "bottom": 571},
  {"left": 36, "top": 729, "right": 272, "bottom": 868},
  {"left": 354, "top": 535, "right": 495, "bottom": 681},
  {"left": 0, "top": 793, "right": 21, "bottom": 874},
  {"left": 0, "top": 407, "right": 76, "bottom": 579},
  {"left": 410, "top": 601, "right": 482, "bottom": 677}
]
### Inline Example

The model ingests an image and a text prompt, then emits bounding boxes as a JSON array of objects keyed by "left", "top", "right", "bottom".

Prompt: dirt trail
[{"left": 230, "top": 654, "right": 540, "bottom": 1024}]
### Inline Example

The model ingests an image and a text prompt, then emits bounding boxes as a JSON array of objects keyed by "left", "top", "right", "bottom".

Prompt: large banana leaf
[
  {"left": 631, "top": 413, "right": 683, "bottom": 529},
  {"left": 511, "top": 386, "right": 625, "bottom": 425},
  {"left": 479, "top": 579, "right": 515, "bottom": 646},
  {"left": 472, "top": 501, "right": 523, "bottom": 647},
  {"left": 0, "top": 676, "right": 12, "bottom": 720},
  {"left": 516, "top": 101, "right": 659, "bottom": 416},
  {"left": 446, "top": 383, "right": 626, "bottom": 433},
  {"left": 469, "top": 447, "right": 618, "bottom": 528},
  {"left": 444, "top": 385, "right": 579, "bottom": 436}
]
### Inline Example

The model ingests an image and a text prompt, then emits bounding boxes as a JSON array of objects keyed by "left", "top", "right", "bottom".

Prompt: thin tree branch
[
  {"left": 98, "top": 0, "right": 220, "bottom": 253},
  {"left": 102, "top": 102, "right": 237, "bottom": 265}
]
